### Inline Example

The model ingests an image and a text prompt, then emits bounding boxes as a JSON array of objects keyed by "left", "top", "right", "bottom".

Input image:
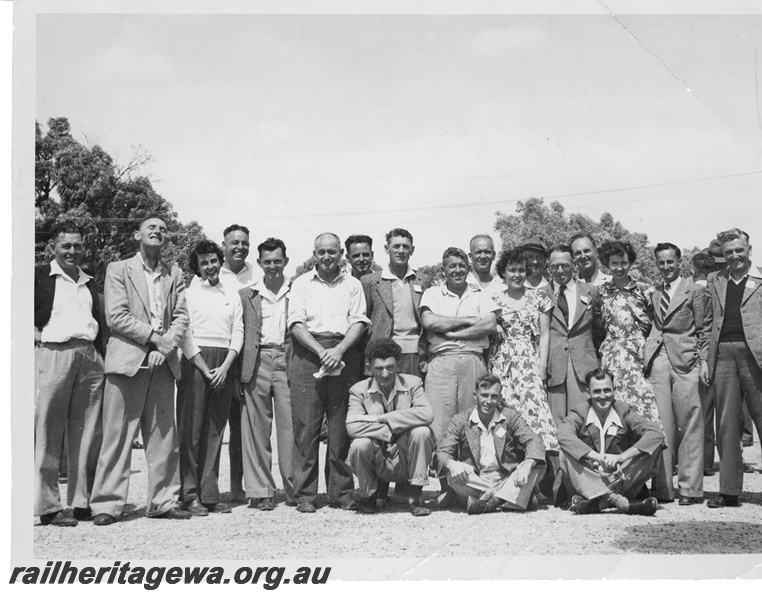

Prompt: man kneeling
[
  {"left": 433, "top": 374, "right": 546, "bottom": 514},
  {"left": 557, "top": 368, "right": 665, "bottom": 516},
  {"left": 346, "top": 340, "right": 436, "bottom": 516}
]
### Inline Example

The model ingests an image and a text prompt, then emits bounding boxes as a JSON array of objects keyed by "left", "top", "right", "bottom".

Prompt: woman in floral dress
[
  {"left": 488, "top": 248, "right": 559, "bottom": 453},
  {"left": 597, "top": 240, "right": 662, "bottom": 425}
]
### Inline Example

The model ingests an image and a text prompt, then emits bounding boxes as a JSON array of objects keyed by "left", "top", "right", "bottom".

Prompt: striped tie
[{"left": 660, "top": 283, "right": 671, "bottom": 317}]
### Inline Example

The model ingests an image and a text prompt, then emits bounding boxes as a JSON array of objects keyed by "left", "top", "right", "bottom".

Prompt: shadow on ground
[{"left": 613, "top": 520, "right": 762, "bottom": 554}]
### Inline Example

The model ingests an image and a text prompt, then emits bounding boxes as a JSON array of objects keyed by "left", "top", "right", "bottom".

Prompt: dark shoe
[
  {"left": 329, "top": 497, "right": 360, "bottom": 511},
  {"left": 284, "top": 498, "right": 297, "bottom": 507},
  {"left": 132, "top": 440, "right": 144, "bottom": 450},
  {"left": 466, "top": 495, "right": 502, "bottom": 515},
  {"left": 678, "top": 496, "right": 704, "bottom": 506},
  {"left": 703, "top": 468, "right": 715, "bottom": 477},
  {"left": 204, "top": 502, "right": 233, "bottom": 514},
  {"left": 409, "top": 503, "right": 431, "bottom": 517},
  {"left": 40, "top": 511, "right": 77, "bottom": 527},
  {"left": 296, "top": 502, "right": 316, "bottom": 513},
  {"left": 57, "top": 473, "right": 68, "bottom": 484},
  {"left": 571, "top": 495, "right": 601, "bottom": 515},
  {"left": 707, "top": 494, "right": 740, "bottom": 508},
  {"left": 743, "top": 463, "right": 756, "bottom": 474},
  {"left": 432, "top": 490, "right": 454, "bottom": 510},
  {"left": 257, "top": 498, "right": 275, "bottom": 512},
  {"left": 92, "top": 513, "right": 116, "bottom": 526},
  {"left": 73, "top": 507, "right": 92, "bottom": 521},
  {"left": 408, "top": 489, "right": 430, "bottom": 517},
  {"left": 187, "top": 499, "right": 209, "bottom": 517},
  {"left": 155, "top": 507, "right": 192, "bottom": 520},
  {"left": 655, "top": 497, "right": 674, "bottom": 504},
  {"left": 629, "top": 497, "right": 658, "bottom": 516}
]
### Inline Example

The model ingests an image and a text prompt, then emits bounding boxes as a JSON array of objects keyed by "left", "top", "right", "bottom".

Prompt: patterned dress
[
  {"left": 598, "top": 279, "right": 662, "bottom": 425},
  {"left": 488, "top": 289, "right": 559, "bottom": 452}
]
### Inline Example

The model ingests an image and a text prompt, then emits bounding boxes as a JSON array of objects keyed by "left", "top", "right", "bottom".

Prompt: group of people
[{"left": 34, "top": 215, "right": 762, "bottom": 526}]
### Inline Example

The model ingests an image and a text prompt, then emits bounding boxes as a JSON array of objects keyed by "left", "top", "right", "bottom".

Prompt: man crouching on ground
[
  {"left": 346, "top": 339, "right": 435, "bottom": 516},
  {"left": 433, "top": 373, "right": 546, "bottom": 515},
  {"left": 557, "top": 368, "right": 665, "bottom": 516}
]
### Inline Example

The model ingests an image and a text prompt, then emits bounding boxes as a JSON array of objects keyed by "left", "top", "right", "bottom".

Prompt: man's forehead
[
  {"left": 55, "top": 232, "right": 83, "bottom": 245},
  {"left": 141, "top": 218, "right": 167, "bottom": 230},
  {"left": 571, "top": 237, "right": 594, "bottom": 251},
  {"left": 470, "top": 237, "right": 494, "bottom": 252},
  {"left": 348, "top": 243, "right": 372, "bottom": 255},
  {"left": 224, "top": 230, "right": 249, "bottom": 242},
  {"left": 443, "top": 255, "right": 467, "bottom": 266},
  {"left": 387, "top": 235, "right": 412, "bottom": 246},
  {"left": 314, "top": 235, "right": 340, "bottom": 250},
  {"left": 549, "top": 251, "right": 573, "bottom": 263}
]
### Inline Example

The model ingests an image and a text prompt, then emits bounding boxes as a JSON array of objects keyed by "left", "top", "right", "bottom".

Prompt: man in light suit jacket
[
  {"left": 89, "top": 215, "right": 191, "bottom": 525},
  {"left": 543, "top": 245, "right": 603, "bottom": 426},
  {"left": 346, "top": 339, "right": 436, "bottom": 516},
  {"left": 645, "top": 243, "right": 709, "bottom": 504},
  {"left": 700, "top": 227, "right": 762, "bottom": 508}
]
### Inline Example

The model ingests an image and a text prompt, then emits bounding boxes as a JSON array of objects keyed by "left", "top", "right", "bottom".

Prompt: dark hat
[
  {"left": 707, "top": 239, "right": 727, "bottom": 264},
  {"left": 520, "top": 235, "right": 548, "bottom": 254}
]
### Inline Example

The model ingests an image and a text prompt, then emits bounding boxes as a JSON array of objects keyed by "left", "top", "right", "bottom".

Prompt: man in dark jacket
[
  {"left": 557, "top": 368, "right": 665, "bottom": 516},
  {"left": 434, "top": 373, "right": 546, "bottom": 514}
]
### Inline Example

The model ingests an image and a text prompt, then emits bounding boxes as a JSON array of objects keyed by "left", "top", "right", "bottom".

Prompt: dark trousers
[
  {"left": 289, "top": 338, "right": 360, "bottom": 504},
  {"left": 228, "top": 387, "right": 244, "bottom": 497},
  {"left": 177, "top": 347, "right": 233, "bottom": 505}
]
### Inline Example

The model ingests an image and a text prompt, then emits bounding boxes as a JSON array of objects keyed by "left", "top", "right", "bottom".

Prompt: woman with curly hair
[{"left": 597, "top": 240, "right": 661, "bottom": 425}]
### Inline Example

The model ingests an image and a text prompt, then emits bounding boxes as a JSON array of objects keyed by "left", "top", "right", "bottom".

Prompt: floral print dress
[
  {"left": 599, "top": 279, "right": 662, "bottom": 425},
  {"left": 488, "top": 289, "right": 559, "bottom": 452}
]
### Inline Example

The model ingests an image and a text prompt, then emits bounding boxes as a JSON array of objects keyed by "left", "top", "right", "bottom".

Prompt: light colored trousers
[
  {"left": 241, "top": 347, "right": 295, "bottom": 500},
  {"left": 447, "top": 463, "right": 546, "bottom": 510},
  {"left": 426, "top": 352, "right": 486, "bottom": 442},
  {"left": 346, "top": 426, "right": 436, "bottom": 497},
  {"left": 648, "top": 348, "right": 704, "bottom": 499},
  {"left": 547, "top": 356, "right": 588, "bottom": 427},
  {"left": 89, "top": 364, "right": 182, "bottom": 518},
  {"left": 560, "top": 449, "right": 660, "bottom": 501},
  {"left": 35, "top": 341, "right": 104, "bottom": 516}
]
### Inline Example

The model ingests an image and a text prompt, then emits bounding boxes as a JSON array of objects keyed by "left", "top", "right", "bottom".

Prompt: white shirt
[
  {"left": 287, "top": 269, "right": 370, "bottom": 335},
  {"left": 138, "top": 253, "right": 164, "bottom": 332},
  {"left": 180, "top": 279, "right": 244, "bottom": 359},
  {"left": 466, "top": 271, "right": 507, "bottom": 295},
  {"left": 550, "top": 278, "right": 579, "bottom": 325},
  {"left": 585, "top": 407, "right": 623, "bottom": 453},
  {"left": 253, "top": 279, "right": 289, "bottom": 347},
  {"left": 470, "top": 408, "right": 506, "bottom": 475},
  {"left": 588, "top": 269, "right": 613, "bottom": 287},
  {"left": 525, "top": 276, "right": 549, "bottom": 290},
  {"left": 190, "top": 261, "right": 259, "bottom": 292},
  {"left": 40, "top": 261, "right": 99, "bottom": 343}
]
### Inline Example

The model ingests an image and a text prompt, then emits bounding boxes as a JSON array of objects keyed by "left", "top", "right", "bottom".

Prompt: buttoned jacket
[
  {"left": 644, "top": 277, "right": 710, "bottom": 374},
  {"left": 103, "top": 253, "right": 189, "bottom": 379}
]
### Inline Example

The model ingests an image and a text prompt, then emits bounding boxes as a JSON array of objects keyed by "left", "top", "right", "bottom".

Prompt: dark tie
[
  {"left": 660, "top": 283, "right": 671, "bottom": 317},
  {"left": 557, "top": 284, "right": 569, "bottom": 325}
]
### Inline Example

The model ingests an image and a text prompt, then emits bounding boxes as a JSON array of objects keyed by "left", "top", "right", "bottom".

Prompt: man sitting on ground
[
  {"left": 433, "top": 374, "right": 546, "bottom": 514},
  {"left": 346, "top": 340, "right": 436, "bottom": 517},
  {"left": 557, "top": 368, "right": 664, "bottom": 516}
]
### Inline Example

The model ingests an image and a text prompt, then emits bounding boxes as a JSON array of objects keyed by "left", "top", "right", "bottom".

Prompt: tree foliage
[{"left": 35, "top": 118, "right": 207, "bottom": 289}]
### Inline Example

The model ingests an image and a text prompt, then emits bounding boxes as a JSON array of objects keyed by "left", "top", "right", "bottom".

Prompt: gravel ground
[{"left": 33, "top": 433, "right": 762, "bottom": 560}]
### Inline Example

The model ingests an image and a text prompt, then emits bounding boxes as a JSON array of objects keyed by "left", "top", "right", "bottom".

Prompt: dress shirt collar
[
  {"left": 729, "top": 262, "right": 757, "bottom": 284},
  {"left": 311, "top": 268, "right": 346, "bottom": 285},
  {"left": 253, "top": 278, "right": 289, "bottom": 301},
  {"left": 137, "top": 252, "right": 163, "bottom": 275},
  {"left": 49, "top": 259, "right": 90, "bottom": 284},
  {"left": 663, "top": 276, "right": 682, "bottom": 291},
  {"left": 585, "top": 406, "right": 623, "bottom": 450},
  {"left": 469, "top": 407, "right": 506, "bottom": 432},
  {"left": 198, "top": 277, "right": 225, "bottom": 290},
  {"left": 221, "top": 261, "right": 251, "bottom": 277},
  {"left": 381, "top": 265, "right": 416, "bottom": 281},
  {"left": 368, "top": 376, "right": 408, "bottom": 404},
  {"left": 551, "top": 277, "right": 577, "bottom": 295},
  {"left": 441, "top": 282, "right": 476, "bottom": 299}
]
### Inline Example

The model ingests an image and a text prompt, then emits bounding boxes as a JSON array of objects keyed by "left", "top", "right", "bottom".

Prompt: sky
[{"left": 35, "top": 11, "right": 762, "bottom": 276}]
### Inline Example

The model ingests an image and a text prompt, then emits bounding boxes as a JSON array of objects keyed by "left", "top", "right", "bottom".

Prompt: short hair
[
  {"left": 654, "top": 242, "right": 681, "bottom": 260},
  {"left": 442, "top": 247, "right": 469, "bottom": 264},
  {"left": 585, "top": 367, "right": 615, "bottom": 387},
  {"left": 599, "top": 240, "right": 637, "bottom": 266},
  {"left": 475, "top": 373, "right": 502, "bottom": 391},
  {"left": 257, "top": 237, "right": 288, "bottom": 258},
  {"left": 366, "top": 339, "right": 402, "bottom": 364},
  {"left": 223, "top": 224, "right": 250, "bottom": 238},
  {"left": 717, "top": 227, "right": 750, "bottom": 245},
  {"left": 188, "top": 239, "right": 224, "bottom": 276},
  {"left": 469, "top": 234, "right": 494, "bottom": 249},
  {"left": 385, "top": 228, "right": 414, "bottom": 245},
  {"left": 569, "top": 232, "right": 596, "bottom": 249},
  {"left": 495, "top": 248, "right": 526, "bottom": 279},
  {"left": 49, "top": 220, "right": 82, "bottom": 243},
  {"left": 549, "top": 244, "right": 574, "bottom": 258},
  {"left": 138, "top": 213, "right": 169, "bottom": 229},
  {"left": 344, "top": 234, "right": 373, "bottom": 254},
  {"left": 691, "top": 252, "right": 716, "bottom": 275}
]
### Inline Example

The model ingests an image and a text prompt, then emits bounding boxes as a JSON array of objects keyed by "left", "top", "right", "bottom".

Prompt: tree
[{"left": 35, "top": 117, "right": 207, "bottom": 289}]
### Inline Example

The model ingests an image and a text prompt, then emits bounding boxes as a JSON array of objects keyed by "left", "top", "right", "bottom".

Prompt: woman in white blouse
[{"left": 177, "top": 240, "right": 243, "bottom": 516}]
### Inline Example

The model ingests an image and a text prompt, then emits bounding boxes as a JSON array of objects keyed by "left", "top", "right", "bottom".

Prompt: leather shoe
[
  {"left": 155, "top": 507, "right": 192, "bottom": 520},
  {"left": 257, "top": 498, "right": 275, "bottom": 512},
  {"left": 628, "top": 497, "right": 658, "bottom": 516},
  {"left": 466, "top": 495, "right": 502, "bottom": 515},
  {"left": 93, "top": 513, "right": 116, "bottom": 526},
  {"left": 296, "top": 502, "right": 316, "bottom": 513},
  {"left": 40, "top": 511, "right": 77, "bottom": 527},
  {"left": 408, "top": 498, "right": 431, "bottom": 517},
  {"left": 743, "top": 463, "right": 756, "bottom": 474},
  {"left": 187, "top": 499, "right": 209, "bottom": 517},
  {"left": 678, "top": 496, "right": 704, "bottom": 506},
  {"left": 329, "top": 498, "right": 360, "bottom": 511},
  {"left": 707, "top": 494, "right": 740, "bottom": 508},
  {"left": 73, "top": 507, "right": 92, "bottom": 521},
  {"left": 570, "top": 495, "right": 601, "bottom": 515},
  {"left": 703, "top": 468, "right": 715, "bottom": 477},
  {"left": 203, "top": 502, "right": 233, "bottom": 514},
  {"left": 284, "top": 498, "right": 297, "bottom": 507}
]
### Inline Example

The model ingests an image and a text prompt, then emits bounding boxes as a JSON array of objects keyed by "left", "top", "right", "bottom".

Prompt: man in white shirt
[
  {"left": 465, "top": 234, "right": 506, "bottom": 295},
  {"left": 569, "top": 233, "right": 612, "bottom": 287},
  {"left": 239, "top": 238, "right": 295, "bottom": 511},
  {"left": 34, "top": 222, "right": 106, "bottom": 526},
  {"left": 287, "top": 232, "right": 370, "bottom": 513},
  {"left": 521, "top": 235, "right": 550, "bottom": 290}
]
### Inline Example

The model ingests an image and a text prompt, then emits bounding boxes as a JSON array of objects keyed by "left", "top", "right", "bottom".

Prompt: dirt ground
[{"left": 33, "top": 433, "right": 762, "bottom": 560}]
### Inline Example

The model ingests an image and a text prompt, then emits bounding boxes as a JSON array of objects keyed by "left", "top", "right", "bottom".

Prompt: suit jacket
[
  {"left": 542, "top": 280, "right": 602, "bottom": 387},
  {"left": 704, "top": 266, "right": 762, "bottom": 379},
  {"left": 346, "top": 374, "right": 433, "bottom": 443},
  {"left": 433, "top": 407, "right": 546, "bottom": 477},
  {"left": 556, "top": 400, "right": 664, "bottom": 461},
  {"left": 34, "top": 263, "right": 107, "bottom": 356},
  {"left": 644, "top": 277, "right": 710, "bottom": 374},
  {"left": 238, "top": 283, "right": 292, "bottom": 384},
  {"left": 361, "top": 270, "right": 427, "bottom": 358},
  {"left": 103, "top": 253, "right": 189, "bottom": 379}
]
